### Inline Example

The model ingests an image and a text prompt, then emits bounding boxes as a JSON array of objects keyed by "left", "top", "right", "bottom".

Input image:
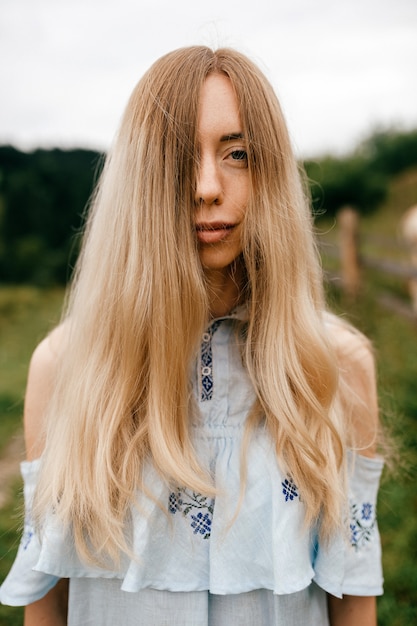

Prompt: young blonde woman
[{"left": 0, "top": 47, "right": 384, "bottom": 625}]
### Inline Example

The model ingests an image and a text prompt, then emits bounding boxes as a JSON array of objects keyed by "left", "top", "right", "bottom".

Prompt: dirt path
[{"left": 0, "top": 431, "right": 25, "bottom": 508}]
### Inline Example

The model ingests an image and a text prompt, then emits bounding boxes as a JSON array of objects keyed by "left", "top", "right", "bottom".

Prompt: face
[{"left": 194, "top": 73, "right": 249, "bottom": 274}]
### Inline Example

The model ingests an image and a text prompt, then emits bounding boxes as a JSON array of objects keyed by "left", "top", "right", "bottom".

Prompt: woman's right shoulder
[
  {"left": 30, "top": 322, "right": 69, "bottom": 370},
  {"left": 24, "top": 323, "right": 70, "bottom": 460}
]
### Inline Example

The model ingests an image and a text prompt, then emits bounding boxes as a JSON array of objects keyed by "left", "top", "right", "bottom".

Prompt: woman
[{"left": 0, "top": 46, "right": 384, "bottom": 625}]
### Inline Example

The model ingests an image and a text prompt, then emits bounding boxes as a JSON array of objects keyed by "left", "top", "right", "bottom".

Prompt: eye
[{"left": 230, "top": 149, "right": 248, "bottom": 162}]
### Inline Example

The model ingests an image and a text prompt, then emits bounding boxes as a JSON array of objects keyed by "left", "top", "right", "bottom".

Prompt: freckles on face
[{"left": 194, "top": 73, "right": 250, "bottom": 273}]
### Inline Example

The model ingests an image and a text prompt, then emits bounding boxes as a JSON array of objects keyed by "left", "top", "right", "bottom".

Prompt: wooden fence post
[{"left": 338, "top": 206, "right": 360, "bottom": 299}]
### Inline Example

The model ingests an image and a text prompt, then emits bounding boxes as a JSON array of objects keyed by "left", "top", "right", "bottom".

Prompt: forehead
[{"left": 197, "top": 73, "right": 242, "bottom": 137}]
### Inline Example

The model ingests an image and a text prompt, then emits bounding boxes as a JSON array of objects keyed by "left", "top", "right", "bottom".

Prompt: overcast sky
[{"left": 1, "top": 0, "right": 416, "bottom": 157}]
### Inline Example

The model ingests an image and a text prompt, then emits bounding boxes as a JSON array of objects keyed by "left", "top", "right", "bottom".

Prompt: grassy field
[
  {"left": 1, "top": 168, "right": 417, "bottom": 626},
  {"left": 0, "top": 286, "right": 64, "bottom": 625},
  {"left": 0, "top": 287, "right": 64, "bottom": 456}
]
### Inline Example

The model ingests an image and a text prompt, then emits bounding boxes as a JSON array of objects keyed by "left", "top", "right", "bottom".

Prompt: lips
[{"left": 195, "top": 222, "right": 236, "bottom": 244}]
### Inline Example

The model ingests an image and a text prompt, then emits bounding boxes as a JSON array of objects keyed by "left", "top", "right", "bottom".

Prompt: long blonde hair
[{"left": 35, "top": 46, "right": 345, "bottom": 566}]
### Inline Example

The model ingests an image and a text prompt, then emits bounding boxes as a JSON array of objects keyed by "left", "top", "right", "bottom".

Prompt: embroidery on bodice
[{"left": 200, "top": 321, "right": 222, "bottom": 402}]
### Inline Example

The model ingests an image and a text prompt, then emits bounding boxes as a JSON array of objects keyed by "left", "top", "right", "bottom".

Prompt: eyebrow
[{"left": 220, "top": 133, "right": 245, "bottom": 142}]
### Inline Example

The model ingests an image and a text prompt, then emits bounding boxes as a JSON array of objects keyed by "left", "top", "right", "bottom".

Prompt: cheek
[
  {"left": 241, "top": 184, "right": 250, "bottom": 217},
  {"left": 233, "top": 178, "right": 250, "bottom": 213}
]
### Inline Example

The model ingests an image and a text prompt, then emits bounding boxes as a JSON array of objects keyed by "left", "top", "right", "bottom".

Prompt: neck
[{"left": 204, "top": 262, "right": 245, "bottom": 318}]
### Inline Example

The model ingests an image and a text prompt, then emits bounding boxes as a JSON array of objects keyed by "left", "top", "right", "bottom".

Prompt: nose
[{"left": 195, "top": 155, "right": 223, "bottom": 206}]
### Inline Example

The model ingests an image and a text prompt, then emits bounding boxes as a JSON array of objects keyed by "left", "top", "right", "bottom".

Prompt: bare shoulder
[
  {"left": 31, "top": 322, "right": 69, "bottom": 366},
  {"left": 24, "top": 323, "right": 70, "bottom": 460},
  {"left": 325, "top": 313, "right": 379, "bottom": 456},
  {"left": 325, "top": 313, "right": 374, "bottom": 372}
]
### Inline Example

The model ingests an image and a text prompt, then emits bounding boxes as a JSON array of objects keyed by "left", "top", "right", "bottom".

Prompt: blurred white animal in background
[{"left": 400, "top": 204, "right": 417, "bottom": 313}]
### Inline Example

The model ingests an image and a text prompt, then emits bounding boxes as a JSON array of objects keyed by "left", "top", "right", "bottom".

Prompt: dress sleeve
[
  {"left": 313, "top": 451, "right": 384, "bottom": 598},
  {"left": 341, "top": 452, "right": 384, "bottom": 596},
  {"left": 0, "top": 459, "right": 60, "bottom": 606}
]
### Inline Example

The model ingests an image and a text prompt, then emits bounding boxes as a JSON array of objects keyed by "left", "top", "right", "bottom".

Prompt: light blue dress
[{"left": 0, "top": 310, "right": 384, "bottom": 624}]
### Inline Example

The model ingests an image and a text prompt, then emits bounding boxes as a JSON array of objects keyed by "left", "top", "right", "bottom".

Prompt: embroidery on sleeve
[
  {"left": 349, "top": 501, "right": 376, "bottom": 550},
  {"left": 21, "top": 522, "right": 34, "bottom": 551},
  {"left": 169, "top": 488, "right": 215, "bottom": 539},
  {"left": 281, "top": 476, "right": 299, "bottom": 502}
]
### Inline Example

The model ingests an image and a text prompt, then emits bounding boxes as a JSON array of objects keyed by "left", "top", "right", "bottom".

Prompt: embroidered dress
[{"left": 0, "top": 311, "right": 384, "bottom": 624}]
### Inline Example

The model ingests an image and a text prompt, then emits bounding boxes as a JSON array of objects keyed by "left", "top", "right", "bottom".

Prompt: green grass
[{"left": 0, "top": 286, "right": 64, "bottom": 455}]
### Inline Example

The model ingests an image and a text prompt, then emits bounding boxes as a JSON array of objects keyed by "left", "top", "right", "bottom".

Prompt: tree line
[
  {"left": 304, "top": 127, "right": 417, "bottom": 217},
  {"left": 0, "top": 147, "right": 103, "bottom": 284},
  {"left": 1, "top": 127, "right": 417, "bottom": 285}
]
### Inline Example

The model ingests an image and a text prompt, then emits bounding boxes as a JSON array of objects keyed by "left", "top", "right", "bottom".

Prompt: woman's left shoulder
[{"left": 324, "top": 312, "right": 374, "bottom": 370}]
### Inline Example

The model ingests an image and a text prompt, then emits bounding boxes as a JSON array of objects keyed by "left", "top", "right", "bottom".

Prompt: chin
[{"left": 199, "top": 249, "right": 244, "bottom": 274}]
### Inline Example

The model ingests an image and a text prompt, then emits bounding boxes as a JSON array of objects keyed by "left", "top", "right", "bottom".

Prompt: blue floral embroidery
[
  {"left": 191, "top": 512, "right": 212, "bottom": 536},
  {"left": 349, "top": 501, "right": 376, "bottom": 550},
  {"left": 361, "top": 502, "right": 373, "bottom": 520},
  {"left": 169, "top": 487, "right": 214, "bottom": 539},
  {"left": 169, "top": 490, "right": 183, "bottom": 514},
  {"left": 200, "top": 321, "right": 222, "bottom": 402},
  {"left": 282, "top": 476, "right": 299, "bottom": 501},
  {"left": 349, "top": 522, "right": 359, "bottom": 546},
  {"left": 21, "top": 524, "right": 34, "bottom": 551}
]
